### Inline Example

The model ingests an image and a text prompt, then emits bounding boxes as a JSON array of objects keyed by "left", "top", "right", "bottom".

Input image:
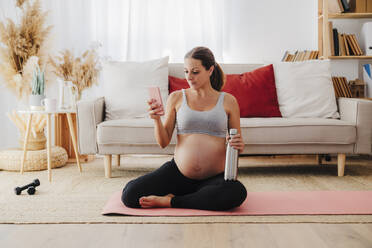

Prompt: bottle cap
[{"left": 229, "top": 129, "right": 237, "bottom": 135}]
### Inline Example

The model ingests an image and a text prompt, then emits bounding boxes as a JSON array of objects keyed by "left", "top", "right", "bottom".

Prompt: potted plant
[{"left": 29, "top": 64, "right": 45, "bottom": 110}]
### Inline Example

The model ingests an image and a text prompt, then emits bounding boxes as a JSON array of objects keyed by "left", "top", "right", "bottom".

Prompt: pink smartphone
[{"left": 148, "top": 86, "right": 164, "bottom": 115}]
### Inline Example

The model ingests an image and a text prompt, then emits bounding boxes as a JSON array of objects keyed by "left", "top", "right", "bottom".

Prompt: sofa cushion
[
  {"left": 273, "top": 60, "right": 340, "bottom": 119},
  {"left": 169, "top": 75, "right": 189, "bottom": 93},
  {"left": 223, "top": 64, "right": 282, "bottom": 117},
  {"left": 240, "top": 117, "right": 356, "bottom": 145},
  {"left": 102, "top": 56, "right": 169, "bottom": 120},
  {"left": 97, "top": 118, "right": 177, "bottom": 145},
  {"left": 97, "top": 117, "right": 356, "bottom": 146}
]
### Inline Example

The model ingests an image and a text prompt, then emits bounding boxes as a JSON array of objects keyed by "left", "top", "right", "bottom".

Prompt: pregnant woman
[{"left": 121, "top": 46, "right": 247, "bottom": 211}]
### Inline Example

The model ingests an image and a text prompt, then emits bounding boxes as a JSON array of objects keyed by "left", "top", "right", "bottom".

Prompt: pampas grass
[
  {"left": 7, "top": 110, "right": 46, "bottom": 135},
  {"left": 0, "top": 0, "right": 52, "bottom": 99},
  {"left": 16, "top": 0, "right": 27, "bottom": 8},
  {"left": 49, "top": 49, "right": 100, "bottom": 100}
]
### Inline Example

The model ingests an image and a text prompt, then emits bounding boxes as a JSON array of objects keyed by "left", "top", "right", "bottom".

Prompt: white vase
[{"left": 29, "top": 94, "right": 45, "bottom": 110}]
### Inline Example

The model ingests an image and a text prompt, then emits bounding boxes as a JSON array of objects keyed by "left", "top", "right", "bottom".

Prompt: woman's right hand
[{"left": 147, "top": 99, "right": 164, "bottom": 120}]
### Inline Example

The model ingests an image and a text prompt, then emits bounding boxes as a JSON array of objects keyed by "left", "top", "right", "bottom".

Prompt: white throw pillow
[
  {"left": 102, "top": 56, "right": 169, "bottom": 120},
  {"left": 273, "top": 60, "right": 340, "bottom": 118}
]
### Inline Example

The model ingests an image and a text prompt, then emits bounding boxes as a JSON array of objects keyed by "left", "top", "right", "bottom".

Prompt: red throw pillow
[
  {"left": 223, "top": 64, "right": 282, "bottom": 117},
  {"left": 168, "top": 76, "right": 189, "bottom": 93}
]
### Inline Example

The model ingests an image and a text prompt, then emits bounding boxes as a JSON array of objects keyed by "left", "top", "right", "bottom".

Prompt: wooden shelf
[
  {"left": 328, "top": 13, "right": 372, "bottom": 19},
  {"left": 328, "top": 56, "right": 372, "bottom": 59}
]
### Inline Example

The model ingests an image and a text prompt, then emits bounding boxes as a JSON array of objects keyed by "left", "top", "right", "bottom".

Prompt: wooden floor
[
  {"left": 1, "top": 155, "right": 371, "bottom": 247},
  {"left": 1, "top": 223, "right": 372, "bottom": 247}
]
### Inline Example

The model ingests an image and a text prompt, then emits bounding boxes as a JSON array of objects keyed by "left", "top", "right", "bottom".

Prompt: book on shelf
[
  {"left": 294, "top": 51, "right": 302, "bottom": 61},
  {"left": 333, "top": 28, "right": 339, "bottom": 56},
  {"left": 345, "top": 35, "right": 353, "bottom": 54},
  {"left": 358, "top": 0, "right": 372, "bottom": 12},
  {"left": 332, "top": 76, "right": 353, "bottom": 98},
  {"left": 331, "top": 77, "right": 342, "bottom": 97},
  {"left": 343, "top": 34, "right": 350, "bottom": 55},
  {"left": 340, "top": 0, "right": 351, "bottom": 12},
  {"left": 328, "top": 0, "right": 344, "bottom": 13},
  {"left": 350, "top": 0, "right": 367, "bottom": 13},
  {"left": 352, "top": 34, "right": 363, "bottom": 55},
  {"left": 347, "top": 34, "right": 363, "bottom": 55},
  {"left": 334, "top": 77, "right": 346, "bottom": 97},
  {"left": 298, "top": 51, "right": 306, "bottom": 61},
  {"left": 304, "top": 50, "right": 312, "bottom": 60},
  {"left": 328, "top": 22, "right": 335, "bottom": 56},
  {"left": 342, "top": 77, "right": 352, "bottom": 97},
  {"left": 330, "top": 27, "right": 363, "bottom": 56},
  {"left": 281, "top": 50, "right": 319, "bottom": 62},
  {"left": 338, "top": 33, "right": 346, "bottom": 56},
  {"left": 281, "top": 51, "right": 289, "bottom": 62}
]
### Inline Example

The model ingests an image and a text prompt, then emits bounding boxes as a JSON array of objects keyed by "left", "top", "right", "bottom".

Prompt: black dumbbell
[
  {"left": 27, "top": 186, "right": 36, "bottom": 195},
  {"left": 14, "top": 179, "right": 40, "bottom": 195}
]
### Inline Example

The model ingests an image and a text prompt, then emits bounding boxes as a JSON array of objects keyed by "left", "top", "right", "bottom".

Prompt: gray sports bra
[{"left": 176, "top": 89, "right": 228, "bottom": 138}]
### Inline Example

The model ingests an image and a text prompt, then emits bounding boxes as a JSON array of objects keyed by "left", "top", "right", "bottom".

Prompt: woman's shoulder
[
  {"left": 167, "top": 90, "right": 184, "bottom": 105},
  {"left": 222, "top": 92, "right": 239, "bottom": 113},
  {"left": 222, "top": 92, "right": 238, "bottom": 104},
  {"left": 168, "top": 89, "right": 183, "bottom": 99}
]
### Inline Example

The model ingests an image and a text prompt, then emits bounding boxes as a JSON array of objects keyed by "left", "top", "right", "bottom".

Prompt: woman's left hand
[{"left": 226, "top": 133, "right": 244, "bottom": 154}]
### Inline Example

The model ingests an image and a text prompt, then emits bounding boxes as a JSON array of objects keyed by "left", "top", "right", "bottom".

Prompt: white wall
[
  {"left": 223, "top": 0, "right": 317, "bottom": 63},
  {"left": 0, "top": 0, "right": 357, "bottom": 149}
]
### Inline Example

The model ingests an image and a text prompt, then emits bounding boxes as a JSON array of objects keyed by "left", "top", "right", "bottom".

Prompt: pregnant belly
[{"left": 174, "top": 134, "right": 226, "bottom": 180}]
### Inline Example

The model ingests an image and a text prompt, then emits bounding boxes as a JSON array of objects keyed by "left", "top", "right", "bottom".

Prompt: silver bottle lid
[{"left": 229, "top": 128, "right": 237, "bottom": 135}]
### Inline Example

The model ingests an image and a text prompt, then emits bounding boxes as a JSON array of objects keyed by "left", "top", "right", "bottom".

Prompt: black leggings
[{"left": 121, "top": 158, "right": 247, "bottom": 211}]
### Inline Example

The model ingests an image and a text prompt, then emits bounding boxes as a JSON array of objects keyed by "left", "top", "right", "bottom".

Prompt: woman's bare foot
[{"left": 139, "top": 194, "right": 175, "bottom": 208}]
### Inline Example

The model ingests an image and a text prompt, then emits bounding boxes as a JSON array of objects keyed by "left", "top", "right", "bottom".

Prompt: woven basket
[
  {"left": 0, "top": 146, "right": 68, "bottom": 171},
  {"left": 18, "top": 131, "right": 46, "bottom": 151}
]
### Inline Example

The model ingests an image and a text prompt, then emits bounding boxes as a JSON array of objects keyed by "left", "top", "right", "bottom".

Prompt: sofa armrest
[
  {"left": 338, "top": 97, "right": 372, "bottom": 154},
  {"left": 76, "top": 97, "right": 105, "bottom": 154}
]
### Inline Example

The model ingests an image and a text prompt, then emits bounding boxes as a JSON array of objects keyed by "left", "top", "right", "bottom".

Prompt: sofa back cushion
[
  {"left": 168, "top": 75, "right": 189, "bottom": 93},
  {"left": 273, "top": 60, "right": 340, "bottom": 119},
  {"left": 169, "top": 64, "right": 282, "bottom": 117},
  {"left": 102, "top": 56, "right": 169, "bottom": 120},
  {"left": 223, "top": 64, "right": 282, "bottom": 117}
]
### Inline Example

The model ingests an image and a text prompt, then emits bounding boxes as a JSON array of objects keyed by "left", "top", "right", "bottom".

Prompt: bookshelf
[
  {"left": 328, "top": 13, "right": 372, "bottom": 18},
  {"left": 318, "top": 0, "right": 372, "bottom": 59},
  {"left": 329, "top": 55, "right": 372, "bottom": 59},
  {"left": 318, "top": 0, "right": 372, "bottom": 99}
]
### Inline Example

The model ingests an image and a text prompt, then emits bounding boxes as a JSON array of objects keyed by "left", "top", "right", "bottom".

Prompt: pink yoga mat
[{"left": 102, "top": 191, "right": 372, "bottom": 216}]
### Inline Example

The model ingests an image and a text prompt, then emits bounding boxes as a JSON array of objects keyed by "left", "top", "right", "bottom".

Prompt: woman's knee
[
  {"left": 121, "top": 180, "right": 141, "bottom": 208},
  {"left": 225, "top": 180, "right": 247, "bottom": 207}
]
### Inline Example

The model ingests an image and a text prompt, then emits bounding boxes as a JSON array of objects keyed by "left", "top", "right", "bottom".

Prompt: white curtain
[{"left": 43, "top": 0, "right": 225, "bottom": 62}]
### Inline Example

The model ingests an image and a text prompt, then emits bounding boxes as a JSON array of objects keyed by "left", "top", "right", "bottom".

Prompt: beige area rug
[{"left": 0, "top": 154, "right": 371, "bottom": 224}]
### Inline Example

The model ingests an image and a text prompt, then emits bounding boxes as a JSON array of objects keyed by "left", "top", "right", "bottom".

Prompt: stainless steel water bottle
[{"left": 224, "top": 128, "right": 238, "bottom": 181}]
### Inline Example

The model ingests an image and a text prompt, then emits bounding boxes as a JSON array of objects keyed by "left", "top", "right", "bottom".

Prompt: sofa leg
[
  {"left": 115, "top": 155, "right": 120, "bottom": 167},
  {"left": 316, "top": 154, "right": 322, "bottom": 165},
  {"left": 337, "top": 153, "right": 346, "bottom": 177},
  {"left": 104, "top": 155, "right": 112, "bottom": 178}
]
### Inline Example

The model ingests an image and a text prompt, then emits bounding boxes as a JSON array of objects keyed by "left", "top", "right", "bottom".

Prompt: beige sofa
[{"left": 76, "top": 64, "right": 372, "bottom": 178}]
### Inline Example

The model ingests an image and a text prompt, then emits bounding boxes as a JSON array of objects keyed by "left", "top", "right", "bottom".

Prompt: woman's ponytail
[{"left": 210, "top": 63, "right": 225, "bottom": 91}]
